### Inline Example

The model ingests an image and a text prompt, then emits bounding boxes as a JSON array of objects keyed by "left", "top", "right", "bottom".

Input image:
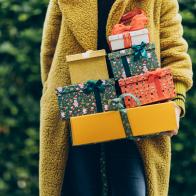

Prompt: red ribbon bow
[
  {"left": 111, "top": 9, "right": 148, "bottom": 35},
  {"left": 147, "top": 68, "right": 165, "bottom": 99}
]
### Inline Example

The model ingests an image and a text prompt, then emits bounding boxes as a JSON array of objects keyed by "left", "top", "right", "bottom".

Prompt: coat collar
[{"left": 59, "top": 0, "right": 131, "bottom": 51}]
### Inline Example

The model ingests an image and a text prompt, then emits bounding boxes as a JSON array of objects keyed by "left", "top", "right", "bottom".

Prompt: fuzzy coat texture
[{"left": 40, "top": 0, "right": 193, "bottom": 195}]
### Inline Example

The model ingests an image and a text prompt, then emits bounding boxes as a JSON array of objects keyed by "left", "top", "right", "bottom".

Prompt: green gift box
[
  {"left": 56, "top": 79, "right": 117, "bottom": 120},
  {"left": 108, "top": 43, "right": 160, "bottom": 80}
]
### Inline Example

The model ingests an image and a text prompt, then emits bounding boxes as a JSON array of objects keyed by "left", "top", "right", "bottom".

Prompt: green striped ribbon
[{"left": 108, "top": 93, "right": 141, "bottom": 138}]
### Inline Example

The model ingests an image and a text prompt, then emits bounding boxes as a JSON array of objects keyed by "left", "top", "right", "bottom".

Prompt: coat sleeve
[
  {"left": 40, "top": 0, "right": 62, "bottom": 85},
  {"left": 160, "top": 0, "right": 193, "bottom": 116}
]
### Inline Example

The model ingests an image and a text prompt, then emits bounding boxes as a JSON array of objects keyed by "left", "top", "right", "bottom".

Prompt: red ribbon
[
  {"left": 147, "top": 69, "right": 165, "bottom": 99},
  {"left": 120, "top": 8, "right": 146, "bottom": 24},
  {"left": 123, "top": 32, "right": 132, "bottom": 48}
]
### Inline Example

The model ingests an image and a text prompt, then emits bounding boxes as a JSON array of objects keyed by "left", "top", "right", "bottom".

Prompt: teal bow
[
  {"left": 132, "top": 42, "right": 147, "bottom": 61},
  {"left": 108, "top": 93, "right": 141, "bottom": 139},
  {"left": 83, "top": 80, "right": 105, "bottom": 113},
  {"left": 83, "top": 80, "right": 105, "bottom": 94}
]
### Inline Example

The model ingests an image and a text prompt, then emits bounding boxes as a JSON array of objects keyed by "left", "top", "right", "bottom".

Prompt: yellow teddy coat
[{"left": 39, "top": 0, "right": 193, "bottom": 195}]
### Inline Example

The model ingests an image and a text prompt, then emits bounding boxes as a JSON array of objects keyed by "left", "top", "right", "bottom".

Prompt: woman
[{"left": 39, "top": 0, "right": 193, "bottom": 195}]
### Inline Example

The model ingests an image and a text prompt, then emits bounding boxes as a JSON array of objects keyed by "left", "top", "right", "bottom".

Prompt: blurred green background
[{"left": 0, "top": 0, "right": 195, "bottom": 195}]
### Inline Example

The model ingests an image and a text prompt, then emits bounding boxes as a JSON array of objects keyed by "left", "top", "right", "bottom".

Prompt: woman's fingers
[{"left": 160, "top": 129, "right": 178, "bottom": 137}]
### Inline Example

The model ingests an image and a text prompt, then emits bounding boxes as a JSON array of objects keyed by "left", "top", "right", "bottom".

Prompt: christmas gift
[
  {"left": 56, "top": 79, "right": 116, "bottom": 120},
  {"left": 108, "top": 8, "right": 149, "bottom": 51},
  {"left": 108, "top": 43, "right": 160, "bottom": 80},
  {"left": 119, "top": 68, "right": 176, "bottom": 108},
  {"left": 66, "top": 50, "right": 109, "bottom": 84},
  {"left": 108, "top": 29, "right": 150, "bottom": 51}
]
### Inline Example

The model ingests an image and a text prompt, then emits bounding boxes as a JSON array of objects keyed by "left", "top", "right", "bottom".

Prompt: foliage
[
  {"left": 0, "top": 0, "right": 47, "bottom": 195},
  {"left": 0, "top": 0, "right": 195, "bottom": 195},
  {"left": 170, "top": 1, "right": 196, "bottom": 195}
]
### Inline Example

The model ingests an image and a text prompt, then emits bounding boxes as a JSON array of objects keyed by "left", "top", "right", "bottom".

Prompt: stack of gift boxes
[{"left": 56, "top": 9, "right": 178, "bottom": 146}]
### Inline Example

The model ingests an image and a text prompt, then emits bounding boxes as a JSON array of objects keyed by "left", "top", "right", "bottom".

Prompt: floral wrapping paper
[
  {"left": 108, "top": 43, "right": 160, "bottom": 80},
  {"left": 118, "top": 68, "right": 176, "bottom": 108},
  {"left": 56, "top": 79, "right": 117, "bottom": 120}
]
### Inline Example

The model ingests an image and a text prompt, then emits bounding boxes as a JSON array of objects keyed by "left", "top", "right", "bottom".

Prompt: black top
[
  {"left": 97, "top": 0, "right": 115, "bottom": 52},
  {"left": 97, "top": 0, "right": 116, "bottom": 77}
]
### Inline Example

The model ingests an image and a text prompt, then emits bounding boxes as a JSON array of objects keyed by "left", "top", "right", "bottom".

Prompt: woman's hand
[{"left": 161, "top": 104, "right": 182, "bottom": 137}]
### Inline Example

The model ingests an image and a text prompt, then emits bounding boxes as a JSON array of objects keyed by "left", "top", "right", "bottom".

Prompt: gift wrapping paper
[
  {"left": 108, "top": 28, "right": 150, "bottom": 51},
  {"left": 108, "top": 43, "right": 160, "bottom": 80},
  {"left": 119, "top": 68, "right": 176, "bottom": 108},
  {"left": 56, "top": 79, "right": 117, "bottom": 120}
]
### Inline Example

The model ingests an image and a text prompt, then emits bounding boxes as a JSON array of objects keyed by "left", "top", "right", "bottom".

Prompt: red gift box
[{"left": 119, "top": 68, "right": 176, "bottom": 108}]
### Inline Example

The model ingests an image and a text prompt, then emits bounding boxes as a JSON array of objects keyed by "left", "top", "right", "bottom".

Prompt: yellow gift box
[
  {"left": 66, "top": 50, "right": 109, "bottom": 84},
  {"left": 70, "top": 101, "right": 177, "bottom": 146}
]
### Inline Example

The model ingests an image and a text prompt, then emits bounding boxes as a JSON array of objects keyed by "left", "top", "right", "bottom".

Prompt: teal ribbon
[
  {"left": 83, "top": 80, "right": 105, "bottom": 113},
  {"left": 83, "top": 80, "right": 105, "bottom": 94},
  {"left": 108, "top": 93, "right": 141, "bottom": 138},
  {"left": 132, "top": 42, "right": 147, "bottom": 61}
]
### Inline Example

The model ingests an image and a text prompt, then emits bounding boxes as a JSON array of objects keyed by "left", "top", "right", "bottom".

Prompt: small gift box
[
  {"left": 108, "top": 8, "right": 149, "bottom": 51},
  {"left": 56, "top": 79, "right": 116, "bottom": 120},
  {"left": 119, "top": 68, "right": 176, "bottom": 108},
  {"left": 108, "top": 29, "right": 150, "bottom": 51},
  {"left": 108, "top": 43, "right": 160, "bottom": 80},
  {"left": 66, "top": 50, "right": 109, "bottom": 84}
]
